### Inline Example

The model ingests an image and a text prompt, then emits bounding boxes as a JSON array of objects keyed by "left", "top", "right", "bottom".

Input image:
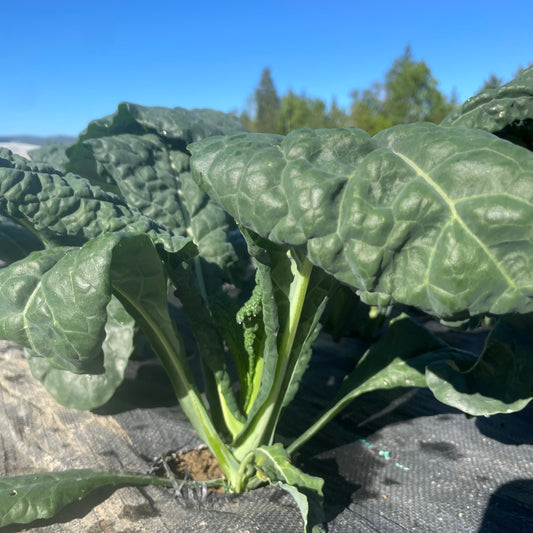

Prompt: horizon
[{"left": 2, "top": 0, "right": 532, "bottom": 136}]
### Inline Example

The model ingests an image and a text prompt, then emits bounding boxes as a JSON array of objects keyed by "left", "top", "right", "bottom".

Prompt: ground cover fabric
[{"left": 1, "top": 330, "right": 532, "bottom": 532}]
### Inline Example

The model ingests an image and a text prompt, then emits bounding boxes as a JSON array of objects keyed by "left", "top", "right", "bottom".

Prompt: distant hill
[{"left": 0, "top": 134, "right": 76, "bottom": 146}]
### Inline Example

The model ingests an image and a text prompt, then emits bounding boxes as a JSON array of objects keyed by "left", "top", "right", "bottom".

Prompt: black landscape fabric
[{"left": 1, "top": 333, "right": 532, "bottom": 532}]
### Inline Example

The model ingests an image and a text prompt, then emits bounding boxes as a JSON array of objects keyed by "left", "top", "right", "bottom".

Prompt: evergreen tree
[
  {"left": 253, "top": 68, "right": 280, "bottom": 133},
  {"left": 479, "top": 74, "right": 504, "bottom": 91},
  {"left": 326, "top": 96, "right": 349, "bottom": 128},
  {"left": 384, "top": 45, "right": 454, "bottom": 124},
  {"left": 277, "top": 91, "right": 333, "bottom": 133},
  {"left": 350, "top": 83, "right": 393, "bottom": 135},
  {"left": 350, "top": 46, "right": 456, "bottom": 134},
  {"left": 242, "top": 69, "right": 349, "bottom": 133}
]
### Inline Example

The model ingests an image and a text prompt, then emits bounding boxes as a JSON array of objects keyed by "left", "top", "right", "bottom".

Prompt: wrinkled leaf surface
[
  {"left": 29, "top": 143, "right": 70, "bottom": 172},
  {"left": 0, "top": 148, "right": 194, "bottom": 256},
  {"left": 190, "top": 124, "right": 533, "bottom": 322},
  {"left": 442, "top": 66, "right": 533, "bottom": 149}
]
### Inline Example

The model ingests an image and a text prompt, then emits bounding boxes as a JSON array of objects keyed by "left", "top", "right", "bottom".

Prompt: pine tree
[{"left": 253, "top": 68, "right": 280, "bottom": 133}]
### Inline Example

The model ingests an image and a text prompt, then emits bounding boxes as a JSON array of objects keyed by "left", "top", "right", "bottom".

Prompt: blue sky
[{"left": 2, "top": 0, "right": 532, "bottom": 136}]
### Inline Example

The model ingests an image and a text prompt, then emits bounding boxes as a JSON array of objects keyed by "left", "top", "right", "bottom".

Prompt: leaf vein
[{"left": 392, "top": 149, "right": 518, "bottom": 292}]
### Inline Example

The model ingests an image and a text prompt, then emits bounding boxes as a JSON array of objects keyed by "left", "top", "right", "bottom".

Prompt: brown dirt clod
[{"left": 153, "top": 447, "right": 226, "bottom": 492}]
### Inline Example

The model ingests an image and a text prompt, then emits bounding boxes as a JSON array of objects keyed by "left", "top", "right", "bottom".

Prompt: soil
[{"left": 151, "top": 447, "right": 226, "bottom": 492}]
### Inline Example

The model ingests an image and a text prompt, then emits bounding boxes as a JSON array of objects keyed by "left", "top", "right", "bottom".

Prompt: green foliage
[
  {"left": 350, "top": 83, "right": 393, "bottom": 135},
  {"left": 254, "top": 444, "right": 325, "bottom": 533},
  {"left": 0, "top": 470, "right": 175, "bottom": 527},
  {"left": 0, "top": 65, "right": 533, "bottom": 531},
  {"left": 241, "top": 70, "right": 349, "bottom": 134},
  {"left": 350, "top": 46, "right": 456, "bottom": 134},
  {"left": 190, "top": 123, "right": 533, "bottom": 322},
  {"left": 0, "top": 213, "right": 44, "bottom": 264},
  {"left": 25, "top": 295, "right": 135, "bottom": 410},
  {"left": 277, "top": 90, "right": 343, "bottom": 134},
  {"left": 252, "top": 67, "right": 281, "bottom": 133},
  {"left": 479, "top": 74, "right": 504, "bottom": 92},
  {"left": 427, "top": 314, "right": 533, "bottom": 415},
  {"left": 65, "top": 103, "right": 245, "bottom": 268},
  {"left": 384, "top": 45, "right": 454, "bottom": 123}
]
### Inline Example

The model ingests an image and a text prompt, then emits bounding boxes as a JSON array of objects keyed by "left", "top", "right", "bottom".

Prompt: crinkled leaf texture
[
  {"left": 77, "top": 102, "right": 246, "bottom": 144},
  {"left": 231, "top": 230, "right": 333, "bottom": 447},
  {"left": 66, "top": 103, "right": 247, "bottom": 269},
  {"left": 442, "top": 66, "right": 533, "bottom": 149},
  {"left": 29, "top": 142, "right": 70, "bottom": 172},
  {"left": 255, "top": 444, "right": 325, "bottom": 533},
  {"left": 0, "top": 147, "right": 195, "bottom": 255},
  {"left": 0, "top": 470, "right": 171, "bottom": 527},
  {"left": 25, "top": 295, "right": 135, "bottom": 410},
  {"left": 189, "top": 124, "right": 533, "bottom": 323}
]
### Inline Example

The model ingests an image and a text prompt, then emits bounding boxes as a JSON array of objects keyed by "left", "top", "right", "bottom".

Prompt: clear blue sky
[{"left": 2, "top": 0, "right": 532, "bottom": 136}]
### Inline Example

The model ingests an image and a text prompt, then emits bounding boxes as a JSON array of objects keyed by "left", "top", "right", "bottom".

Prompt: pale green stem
[
  {"left": 89, "top": 471, "right": 225, "bottom": 490},
  {"left": 112, "top": 285, "right": 241, "bottom": 487},
  {"left": 286, "top": 388, "right": 365, "bottom": 455},
  {"left": 187, "top": 254, "right": 242, "bottom": 440},
  {"left": 233, "top": 255, "right": 314, "bottom": 461}
]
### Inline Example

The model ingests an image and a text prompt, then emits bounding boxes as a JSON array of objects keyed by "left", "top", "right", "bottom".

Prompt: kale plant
[{"left": 1, "top": 67, "right": 533, "bottom": 531}]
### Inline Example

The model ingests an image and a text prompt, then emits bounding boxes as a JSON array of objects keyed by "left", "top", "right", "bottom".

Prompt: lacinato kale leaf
[
  {"left": 66, "top": 103, "right": 247, "bottom": 269},
  {"left": 0, "top": 212, "right": 44, "bottom": 264},
  {"left": 24, "top": 295, "right": 135, "bottom": 410},
  {"left": 189, "top": 123, "right": 533, "bottom": 323},
  {"left": 442, "top": 65, "right": 533, "bottom": 150},
  {"left": 0, "top": 147, "right": 195, "bottom": 256}
]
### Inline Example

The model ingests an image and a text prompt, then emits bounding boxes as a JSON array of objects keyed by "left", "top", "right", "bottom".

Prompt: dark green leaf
[
  {"left": 67, "top": 133, "right": 235, "bottom": 268},
  {"left": 0, "top": 241, "right": 118, "bottom": 373},
  {"left": 0, "top": 469, "right": 172, "bottom": 527},
  {"left": 287, "top": 315, "right": 476, "bottom": 453},
  {"left": 190, "top": 125, "right": 533, "bottom": 322},
  {"left": 426, "top": 314, "right": 533, "bottom": 415},
  {"left": 0, "top": 213, "right": 43, "bottom": 264},
  {"left": 297, "top": 314, "right": 533, "bottom": 451},
  {"left": 0, "top": 147, "right": 195, "bottom": 256},
  {"left": 29, "top": 143, "right": 70, "bottom": 172},
  {"left": 67, "top": 103, "right": 246, "bottom": 268},
  {"left": 0, "top": 233, "right": 185, "bottom": 375},
  {"left": 336, "top": 315, "right": 474, "bottom": 400},
  {"left": 442, "top": 66, "right": 533, "bottom": 149},
  {"left": 25, "top": 295, "right": 135, "bottom": 410},
  {"left": 171, "top": 263, "right": 245, "bottom": 437},
  {"left": 78, "top": 102, "right": 246, "bottom": 144}
]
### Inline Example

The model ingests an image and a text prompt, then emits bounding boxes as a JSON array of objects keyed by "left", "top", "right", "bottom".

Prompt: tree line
[{"left": 239, "top": 46, "right": 524, "bottom": 136}]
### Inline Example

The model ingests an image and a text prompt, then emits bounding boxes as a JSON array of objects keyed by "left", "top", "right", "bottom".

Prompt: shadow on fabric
[
  {"left": 476, "top": 404, "right": 533, "bottom": 446},
  {"left": 479, "top": 479, "right": 533, "bottom": 532}
]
